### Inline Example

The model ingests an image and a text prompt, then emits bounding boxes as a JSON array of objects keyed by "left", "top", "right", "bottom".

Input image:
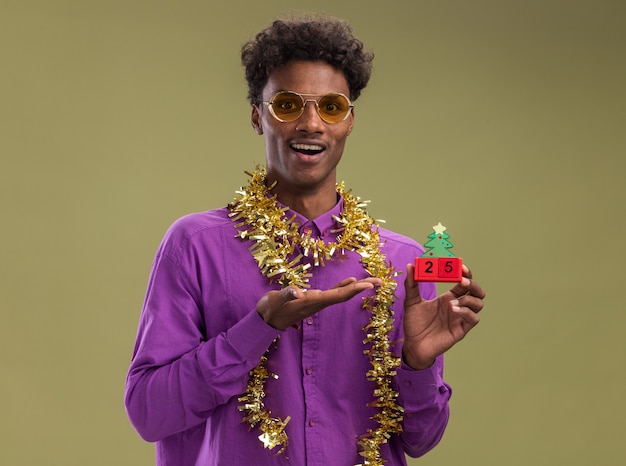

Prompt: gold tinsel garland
[{"left": 228, "top": 167, "right": 404, "bottom": 465}]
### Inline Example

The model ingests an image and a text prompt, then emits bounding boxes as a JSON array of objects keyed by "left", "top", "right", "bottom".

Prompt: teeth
[{"left": 291, "top": 143, "right": 323, "bottom": 151}]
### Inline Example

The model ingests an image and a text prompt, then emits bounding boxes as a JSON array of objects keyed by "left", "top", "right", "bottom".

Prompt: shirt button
[
  {"left": 302, "top": 226, "right": 312, "bottom": 235},
  {"left": 305, "top": 367, "right": 313, "bottom": 375},
  {"left": 308, "top": 420, "right": 315, "bottom": 427},
  {"left": 306, "top": 317, "right": 314, "bottom": 325}
]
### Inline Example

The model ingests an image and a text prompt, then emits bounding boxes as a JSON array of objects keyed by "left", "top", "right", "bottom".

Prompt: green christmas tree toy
[{"left": 414, "top": 222, "right": 463, "bottom": 282}]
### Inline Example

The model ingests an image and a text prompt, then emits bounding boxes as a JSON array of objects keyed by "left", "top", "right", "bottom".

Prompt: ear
[
  {"left": 347, "top": 109, "right": 355, "bottom": 135},
  {"left": 251, "top": 105, "right": 263, "bottom": 135}
]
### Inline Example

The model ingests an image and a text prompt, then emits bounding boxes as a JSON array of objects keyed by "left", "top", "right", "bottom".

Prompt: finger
[
  {"left": 455, "top": 294, "right": 485, "bottom": 313},
  {"left": 449, "top": 279, "right": 469, "bottom": 298},
  {"left": 333, "top": 277, "right": 358, "bottom": 289},
  {"left": 451, "top": 299, "right": 481, "bottom": 325},
  {"left": 459, "top": 275, "right": 486, "bottom": 301},
  {"left": 467, "top": 280, "right": 486, "bottom": 300},
  {"left": 358, "top": 277, "right": 383, "bottom": 287},
  {"left": 460, "top": 265, "right": 486, "bottom": 298},
  {"left": 334, "top": 277, "right": 381, "bottom": 289},
  {"left": 449, "top": 275, "right": 485, "bottom": 301},
  {"left": 312, "top": 280, "right": 376, "bottom": 307}
]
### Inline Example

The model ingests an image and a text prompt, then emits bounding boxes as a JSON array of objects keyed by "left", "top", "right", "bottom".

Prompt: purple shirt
[{"left": 125, "top": 198, "right": 451, "bottom": 466}]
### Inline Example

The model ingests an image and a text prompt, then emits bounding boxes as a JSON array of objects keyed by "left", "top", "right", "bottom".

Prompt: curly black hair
[{"left": 241, "top": 14, "right": 374, "bottom": 104}]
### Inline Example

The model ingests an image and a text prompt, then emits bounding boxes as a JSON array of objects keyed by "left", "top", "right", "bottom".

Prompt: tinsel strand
[{"left": 229, "top": 167, "right": 403, "bottom": 464}]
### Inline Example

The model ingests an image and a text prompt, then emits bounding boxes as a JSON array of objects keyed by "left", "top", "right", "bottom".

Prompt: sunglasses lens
[
  {"left": 270, "top": 92, "right": 304, "bottom": 121},
  {"left": 317, "top": 94, "right": 351, "bottom": 123}
]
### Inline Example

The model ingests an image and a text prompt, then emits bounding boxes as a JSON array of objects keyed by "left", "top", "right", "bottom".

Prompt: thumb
[
  {"left": 281, "top": 285, "right": 304, "bottom": 302},
  {"left": 257, "top": 286, "right": 301, "bottom": 315},
  {"left": 404, "top": 263, "right": 423, "bottom": 306}
]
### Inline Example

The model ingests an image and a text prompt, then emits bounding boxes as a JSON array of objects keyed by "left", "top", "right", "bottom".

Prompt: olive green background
[{"left": 1, "top": 1, "right": 624, "bottom": 465}]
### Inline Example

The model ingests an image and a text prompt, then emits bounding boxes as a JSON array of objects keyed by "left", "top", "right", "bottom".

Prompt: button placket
[{"left": 301, "top": 270, "right": 320, "bottom": 461}]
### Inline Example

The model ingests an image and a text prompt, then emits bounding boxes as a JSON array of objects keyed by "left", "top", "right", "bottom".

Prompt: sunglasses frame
[{"left": 261, "top": 91, "right": 354, "bottom": 124}]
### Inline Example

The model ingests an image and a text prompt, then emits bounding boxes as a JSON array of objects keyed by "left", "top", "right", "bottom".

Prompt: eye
[
  {"left": 324, "top": 102, "right": 340, "bottom": 113},
  {"left": 272, "top": 94, "right": 302, "bottom": 114},
  {"left": 279, "top": 101, "right": 296, "bottom": 110},
  {"left": 319, "top": 95, "right": 349, "bottom": 115}
]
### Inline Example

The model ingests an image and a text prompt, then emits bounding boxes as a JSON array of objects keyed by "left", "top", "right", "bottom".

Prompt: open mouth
[{"left": 291, "top": 143, "right": 324, "bottom": 156}]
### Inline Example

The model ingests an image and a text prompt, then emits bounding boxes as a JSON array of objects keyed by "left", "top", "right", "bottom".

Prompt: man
[{"left": 125, "top": 14, "right": 485, "bottom": 466}]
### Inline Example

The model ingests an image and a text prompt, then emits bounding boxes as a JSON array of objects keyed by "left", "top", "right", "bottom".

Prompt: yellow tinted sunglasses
[{"left": 262, "top": 91, "right": 354, "bottom": 124}]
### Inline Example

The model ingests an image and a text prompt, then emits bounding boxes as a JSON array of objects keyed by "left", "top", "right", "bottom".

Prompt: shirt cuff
[
  {"left": 396, "top": 357, "right": 447, "bottom": 401},
  {"left": 224, "top": 308, "right": 282, "bottom": 361}
]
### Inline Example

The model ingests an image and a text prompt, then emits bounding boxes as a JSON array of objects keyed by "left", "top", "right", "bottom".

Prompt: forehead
[{"left": 263, "top": 60, "right": 349, "bottom": 97}]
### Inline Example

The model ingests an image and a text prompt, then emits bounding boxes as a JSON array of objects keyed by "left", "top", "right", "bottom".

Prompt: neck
[{"left": 272, "top": 186, "right": 338, "bottom": 220}]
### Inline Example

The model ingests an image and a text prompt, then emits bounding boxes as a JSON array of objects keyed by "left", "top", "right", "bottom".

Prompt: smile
[{"left": 291, "top": 143, "right": 324, "bottom": 155}]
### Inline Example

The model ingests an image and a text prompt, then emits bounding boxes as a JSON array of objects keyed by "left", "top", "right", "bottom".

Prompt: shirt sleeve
[
  {"left": 396, "top": 355, "right": 452, "bottom": 457},
  {"left": 393, "top": 277, "right": 451, "bottom": 457},
  {"left": 124, "top": 248, "right": 280, "bottom": 442}
]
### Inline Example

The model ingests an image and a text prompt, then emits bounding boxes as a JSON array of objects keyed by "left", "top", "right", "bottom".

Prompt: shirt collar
[{"left": 278, "top": 195, "right": 344, "bottom": 239}]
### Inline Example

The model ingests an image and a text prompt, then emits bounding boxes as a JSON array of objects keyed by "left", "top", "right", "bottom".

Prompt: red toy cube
[
  {"left": 415, "top": 257, "right": 438, "bottom": 281},
  {"left": 414, "top": 257, "right": 463, "bottom": 283}
]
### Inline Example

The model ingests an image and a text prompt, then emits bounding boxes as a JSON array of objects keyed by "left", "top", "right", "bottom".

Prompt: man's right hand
[{"left": 256, "top": 277, "right": 382, "bottom": 330}]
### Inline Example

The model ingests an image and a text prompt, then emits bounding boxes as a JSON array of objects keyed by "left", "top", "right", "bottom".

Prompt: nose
[{"left": 296, "top": 100, "right": 324, "bottom": 132}]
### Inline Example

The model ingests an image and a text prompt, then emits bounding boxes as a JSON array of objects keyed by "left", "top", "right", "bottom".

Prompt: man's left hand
[{"left": 402, "top": 263, "right": 486, "bottom": 370}]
